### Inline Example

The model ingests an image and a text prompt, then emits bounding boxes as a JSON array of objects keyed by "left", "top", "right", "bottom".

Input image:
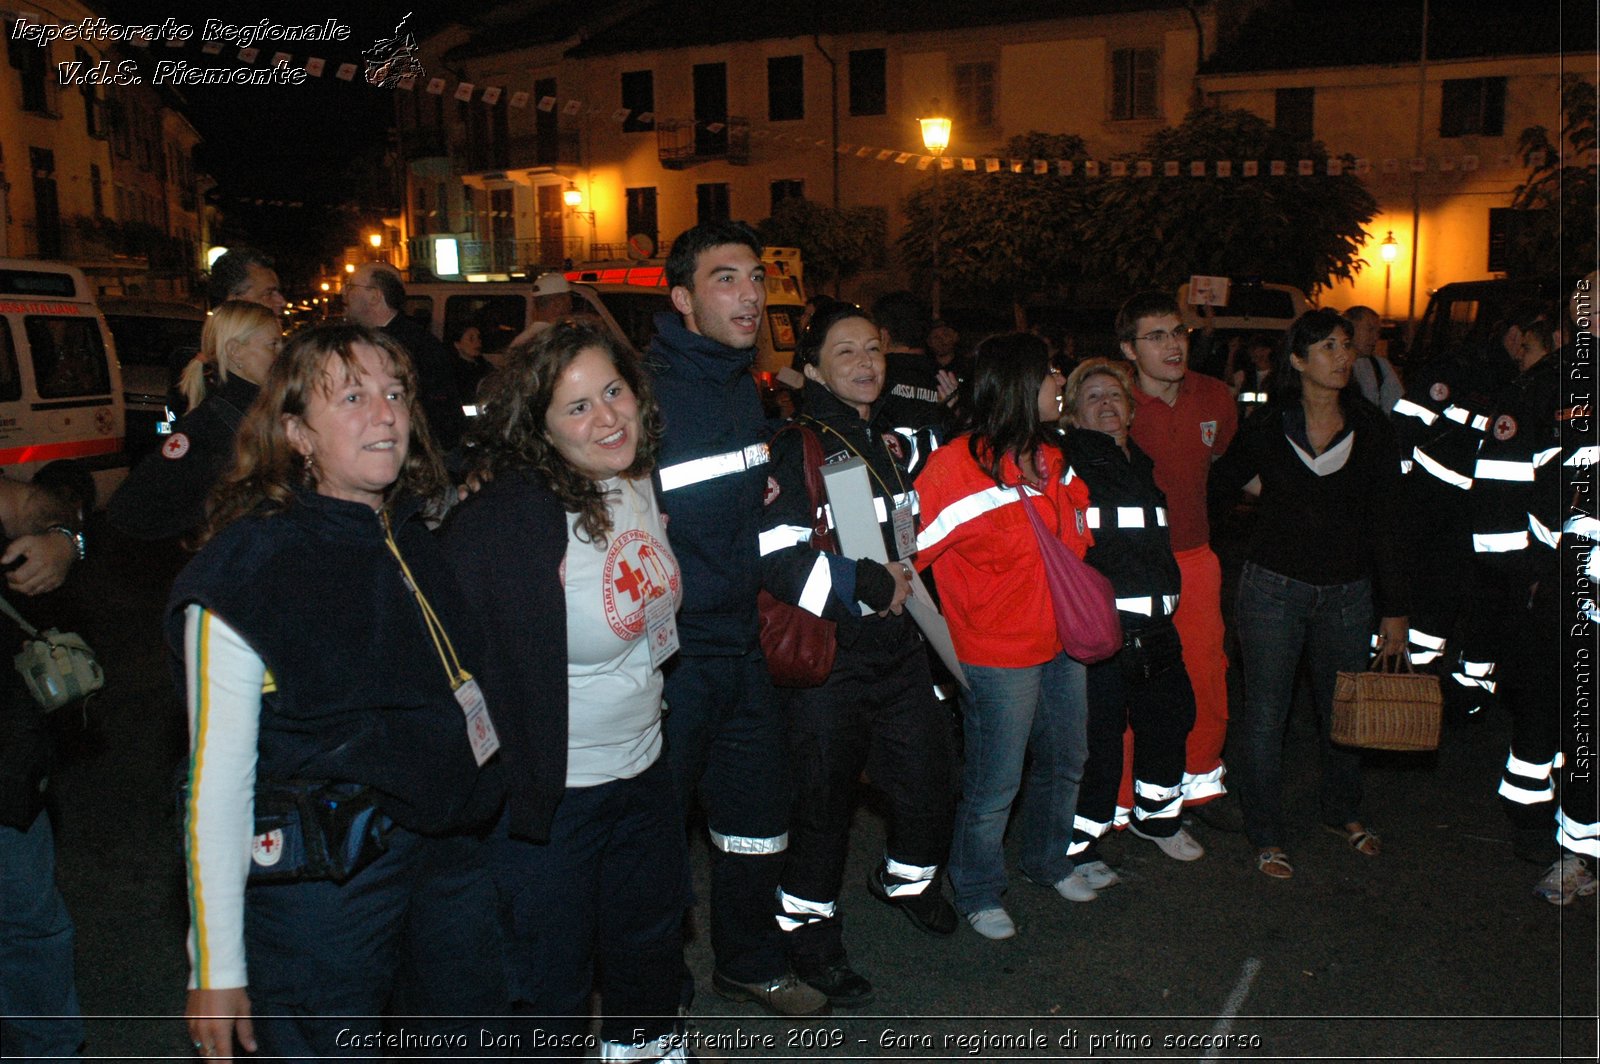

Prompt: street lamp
[
  {"left": 564, "top": 182, "right": 597, "bottom": 258},
  {"left": 920, "top": 103, "right": 952, "bottom": 318},
  {"left": 368, "top": 232, "right": 383, "bottom": 249},
  {"left": 1380, "top": 230, "right": 1399, "bottom": 319}
]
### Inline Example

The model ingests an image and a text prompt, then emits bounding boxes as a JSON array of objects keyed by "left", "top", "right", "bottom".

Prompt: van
[
  {"left": 99, "top": 297, "right": 204, "bottom": 458},
  {"left": 1411, "top": 278, "right": 1557, "bottom": 369},
  {"left": 402, "top": 277, "right": 674, "bottom": 363},
  {"left": 0, "top": 258, "right": 126, "bottom": 506}
]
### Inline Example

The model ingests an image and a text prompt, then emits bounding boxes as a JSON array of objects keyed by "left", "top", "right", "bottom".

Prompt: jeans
[
  {"left": 0, "top": 810, "right": 83, "bottom": 1063},
  {"left": 1233, "top": 562, "right": 1373, "bottom": 849},
  {"left": 948, "top": 652, "right": 1088, "bottom": 914}
]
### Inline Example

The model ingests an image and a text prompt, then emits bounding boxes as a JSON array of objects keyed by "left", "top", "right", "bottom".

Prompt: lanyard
[
  {"left": 380, "top": 511, "right": 471, "bottom": 692},
  {"left": 802, "top": 415, "right": 908, "bottom": 502}
]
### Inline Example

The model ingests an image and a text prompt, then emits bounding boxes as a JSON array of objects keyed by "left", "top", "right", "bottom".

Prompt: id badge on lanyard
[
  {"left": 454, "top": 677, "right": 501, "bottom": 766},
  {"left": 892, "top": 498, "right": 917, "bottom": 561},
  {"left": 644, "top": 590, "right": 680, "bottom": 669}
]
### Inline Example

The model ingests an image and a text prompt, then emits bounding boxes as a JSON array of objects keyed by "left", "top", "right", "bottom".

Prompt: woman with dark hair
[
  {"left": 171, "top": 324, "right": 504, "bottom": 1060},
  {"left": 760, "top": 303, "right": 955, "bottom": 1007},
  {"left": 1060, "top": 358, "right": 1200, "bottom": 891},
  {"left": 441, "top": 319, "right": 690, "bottom": 1059},
  {"left": 913, "top": 332, "right": 1093, "bottom": 940},
  {"left": 1212, "top": 308, "right": 1410, "bottom": 880}
]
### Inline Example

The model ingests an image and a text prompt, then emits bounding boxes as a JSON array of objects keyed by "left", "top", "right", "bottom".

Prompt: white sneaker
[
  {"left": 1130, "top": 823, "right": 1205, "bottom": 861},
  {"left": 1050, "top": 871, "right": 1098, "bottom": 902},
  {"left": 966, "top": 907, "right": 1016, "bottom": 939},
  {"left": 1077, "top": 860, "right": 1122, "bottom": 890},
  {"left": 1534, "top": 855, "right": 1598, "bottom": 906}
]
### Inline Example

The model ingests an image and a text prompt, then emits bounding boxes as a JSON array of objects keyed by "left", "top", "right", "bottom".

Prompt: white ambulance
[{"left": 0, "top": 259, "right": 126, "bottom": 507}]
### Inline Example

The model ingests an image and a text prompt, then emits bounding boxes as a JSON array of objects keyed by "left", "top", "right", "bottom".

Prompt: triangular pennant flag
[
  {"left": 563, "top": 99, "right": 584, "bottom": 116},
  {"left": 1297, "top": 159, "right": 1313, "bottom": 175},
  {"left": 1243, "top": 160, "right": 1259, "bottom": 177},
  {"left": 836, "top": 143, "right": 853, "bottom": 154},
  {"left": 335, "top": 63, "right": 357, "bottom": 81},
  {"left": 959, "top": 158, "right": 975, "bottom": 171},
  {"left": 1138, "top": 161, "right": 1156, "bottom": 177},
  {"left": 538, "top": 96, "right": 557, "bottom": 112},
  {"left": 1008, "top": 159, "right": 1023, "bottom": 173},
  {"left": 612, "top": 107, "right": 631, "bottom": 123},
  {"left": 455, "top": 83, "right": 475, "bottom": 102},
  {"left": 1110, "top": 160, "right": 1128, "bottom": 177},
  {"left": 1190, "top": 161, "right": 1207, "bottom": 177},
  {"left": 271, "top": 53, "right": 291, "bottom": 68},
  {"left": 856, "top": 146, "right": 873, "bottom": 157},
  {"left": 1057, "top": 160, "right": 1073, "bottom": 176},
  {"left": 1270, "top": 160, "right": 1286, "bottom": 176},
  {"left": 877, "top": 149, "right": 895, "bottom": 161},
  {"left": 481, "top": 87, "right": 502, "bottom": 105},
  {"left": 202, "top": 41, "right": 223, "bottom": 55},
  {"left": 984, "top": 158, "right": 1000, "bottom": 172},
  {"left": 1084, "top": 160, "right": 1100, "bottom": 177},
  {"left": 426, "top": 77, "right": 447, "bottom": 95},
  {"left": 1216, "top": 160, "right": 1232, "bottom": 177},
  {"left": 1033, "top": 159, "right": 1048, "bottom": 175},
  {"left": 238, "top": 48, "right": 260, "bottom": 64},
  {"left": 510, "top": 91, "right": 530, "bottom": 108},
  {"left": 916, "top": 156, "right": 933, "bottom": 170},
  {"left": 306, "top": 57, "right": 326, "bottom": 77}
]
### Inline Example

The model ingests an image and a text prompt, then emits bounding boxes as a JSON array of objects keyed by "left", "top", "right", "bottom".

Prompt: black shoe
[
  {"left": 868, "top": 868, "right": 959, "bottom": 936},
  {"left": 711, "top": 969, "right": 830, "bottom": 1016},
  {"left": 796, "top": 959, "right": 876, "bottom": 1009},
  {"left": 1513, "top": 826, "right": 1561, "bottom": 866},
  {"left": 1186, "top": 794, "right": 1245, "bottom": 834}
]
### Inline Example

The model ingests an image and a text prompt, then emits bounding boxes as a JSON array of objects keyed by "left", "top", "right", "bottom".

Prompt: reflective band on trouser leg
[
  {"left": 1529, "top": 513, "right": 1560, "bottom": 549},
  {"left": 796, "top": 556, "right": 832, "bottom": 617},
  {"left": 776, "top": 890, "right": 836, "bottom": 932},
  {"left": 1385, "top": 627, "right": 1446, "bottom": 666},
  {"left": 708, "top": 828, "right": 788, "bottom": 855},
  {"left": 1498, "top": 752, "right": 1556, "bottom": 805},
  {"left": 1452, "top": 658, "right": 1497, "bottom": 693},
  {"left": 1132, "top": 780, "right": 1182, "bottom": 823},
  {"left": 1472, "top": 458, "right": 1535, "bottom": 482},
  {"left": 1067, "top": 814, "right": 1109, "bottom": 857},
  {"left": 1181, "top": 766, "right": 1225, "bottom": 803},
  {"left": 602, "top": 1037, "right": 688, "bottom": 1062},
  {"left": 880, "top": 856, "right": 937, "bottom": 897},
  {"left": 1567, "top": 445, "right": 1599, "bottom": 468},
  {"left": 1556, "top": 810, "right": 1600, "bottom": 858},
  {"left": 1474, "top": 530, "right": 1529, "bottom": 553},
  {"left": 1112, "top": 805, "right": 1131, "bottom": 828}
]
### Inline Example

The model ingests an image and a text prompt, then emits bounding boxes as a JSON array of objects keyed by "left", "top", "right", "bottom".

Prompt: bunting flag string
[{"left": 88, "top": 27, "right": 1587, "bottom": 185}]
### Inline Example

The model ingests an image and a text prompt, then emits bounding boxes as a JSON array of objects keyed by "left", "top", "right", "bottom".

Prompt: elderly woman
[
  {"left": 1212, "top": 308, "right": 1410, "bottom": 880},
  {"left": 441, "top": 320, "right": 689, "bottom": 1060},
  {"left": 171, "top": 324, "right": 505, "bottom": 1060},
  {"left": 109, "top": 300, "right": 283, "bottom": 540},
  {"left": 913, "top": 333, "right": 1093, "bottom": 940},
  {"left": 1060, "top": 359, "right": 1201, "bottom": 894},
  {"left": 759, "top": 303, "right": 955, "bottom": 1008}
]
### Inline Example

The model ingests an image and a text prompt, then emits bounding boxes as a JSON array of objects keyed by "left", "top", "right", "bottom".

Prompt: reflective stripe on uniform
[
  {"left": 1557, "top": 809, "right": 1600, "bottom": 859},
  {"left": 658, "top": 443, "right": 770, "bottom": 492},
  {"left": 1451, "top": 656, "right": 1498, "bottom": 692},
  {"left": 601, "top": 1038, "right": 688, "bottom": 1062},
  {"left": 1132, "top": 779, "right": 1182, "bottom": 821},
  {"left": 1529, "top": 513, "right": 1560, "bottom": 549},
  {"left": 1181, "top": 766, "right": 1226, "bottom": 802},
  {"left": 1115, "top": 593, "right": 1180, "bottom": 618},
  {"left": 776, "top": 890, "right": 836, "bottom": 931},
  {"left": 1392, "top": 398, "right": 1437, "bottom": 425},
  {"left": 1239, "top": 391, "right": 1267, "bottom": 404},
  {"left": 916, "top": 484, "right": 1021, "bottom": 552},
  {"left": 1506, "top": 752, "right": 1555, "bottom": 781},
  {"left": 709, "top": 828, "right": 788, "bottom": 855},
  {"left": 823, "top": 490, "right": 918, "bottom": 530},
  {"left": 1566, "top": 445, "right": 1599, "bottom": 467},
  {"left": 1564, "top": 515, "right": 1600, "bottom": 542},
  {"left": 1473, "top": 458, "right": 1535, "bottom": 482},
  {"left": 797, "top": 556, "right": 832, "bottom": 617},
  {"left": 759, "top": 524, "right": 813, "bottom": 556},
  {"left": 881, "top": 856, "right": 938, "bottom": 897},
  {"left": 1473, "top": 530, "right": 1529, "bottom": 553},
  {"left": 1498, "top": 778, "right": 1554, "bottom": 805},
  {"left": 1413, "top": 447, "right": 1473, "bottom": 489}
]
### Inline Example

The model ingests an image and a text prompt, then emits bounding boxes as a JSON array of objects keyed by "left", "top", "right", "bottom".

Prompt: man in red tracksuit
[{"left": 1119, "top": 292, "right": 1241, "bottom": 832}]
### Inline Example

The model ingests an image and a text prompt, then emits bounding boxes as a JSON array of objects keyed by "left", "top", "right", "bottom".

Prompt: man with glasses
[{"left": 1117, "top": 291, "right": 1240, "bottom": 841}]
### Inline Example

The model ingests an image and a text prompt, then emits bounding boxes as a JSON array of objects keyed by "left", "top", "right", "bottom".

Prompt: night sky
[{"left": 97, "top": 1, "right": 456, "bottom": 286}]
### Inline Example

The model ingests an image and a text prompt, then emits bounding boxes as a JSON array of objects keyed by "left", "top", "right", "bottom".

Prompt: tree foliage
[
  {"left": 1084, "top": 108, "right": 1376, "bottom": 295},
  {"left": 756, "top": 198, "right": 888, "bottom": 292},
  {"left": 897, "top": 133, "right": 1091, "bottom": 320},
  {"left": 1509, "top": 73, "right": 1597, "bottom": 280}
]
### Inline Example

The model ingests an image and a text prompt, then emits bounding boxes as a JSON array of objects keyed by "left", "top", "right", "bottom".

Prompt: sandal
[
  {"left": 1325, "top": 822, "right": 1381, "bottom": 857},
  {"left": 1257, "top": 848, "right": 1293, "bottom": 879}
]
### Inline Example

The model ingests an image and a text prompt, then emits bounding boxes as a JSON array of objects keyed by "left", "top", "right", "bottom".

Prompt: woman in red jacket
[{"left": 913, "top": 333, "right": 1094, "bottom": 940}]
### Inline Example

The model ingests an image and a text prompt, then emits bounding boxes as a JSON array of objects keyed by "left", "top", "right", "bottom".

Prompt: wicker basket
[{"left": 1330, "top": 657, "right": 1442, "bottom": 751}]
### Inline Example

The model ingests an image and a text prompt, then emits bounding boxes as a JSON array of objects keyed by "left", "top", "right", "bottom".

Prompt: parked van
[
  {"left": 0, "top": 259, "right": 126, "bottom": 506},
  {"left": 403, "top": 277, "right": 673, "bottom": 362},
  {"left": 99, "top": 297, "right": 204, "bottom": 458},
  {"left": 1411, "top": 278, "right": 1557, "bottom": 368}
]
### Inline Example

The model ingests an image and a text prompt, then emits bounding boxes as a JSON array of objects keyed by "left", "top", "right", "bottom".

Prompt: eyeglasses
[{"left": 1134, "top": 325, "right": 1190, "bottom": 345}]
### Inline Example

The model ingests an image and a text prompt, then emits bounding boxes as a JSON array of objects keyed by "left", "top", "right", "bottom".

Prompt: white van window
[
  {"left": 26, "top": 317, "right": 110, "bottom": 398},
  {"left": 444, "top": 295, "right": 525, "bottom": 355},
  {"left": 0, "top": 322, "right": 20, "bottom": 402}
]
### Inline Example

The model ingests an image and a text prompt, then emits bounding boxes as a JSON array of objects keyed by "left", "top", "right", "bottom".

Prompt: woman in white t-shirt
[{"left": 443, "top": 320, "right": 690, "bottom": 1061}]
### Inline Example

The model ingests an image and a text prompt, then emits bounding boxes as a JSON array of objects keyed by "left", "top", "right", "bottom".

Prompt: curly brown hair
[
  {"left": 200, "top": 323, "right": 448, "bottom": 542},
  {"left": 463, "top": 319, "right": 663, "bottom": 544}
]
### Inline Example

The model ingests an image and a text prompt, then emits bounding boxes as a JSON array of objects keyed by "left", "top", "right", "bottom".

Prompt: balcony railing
[
  {"left": 657, "top": 116, "right": 750, "bottom": 169},
  {"left": 407, "top": 235, "right": 591, "bottom": 278}
]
